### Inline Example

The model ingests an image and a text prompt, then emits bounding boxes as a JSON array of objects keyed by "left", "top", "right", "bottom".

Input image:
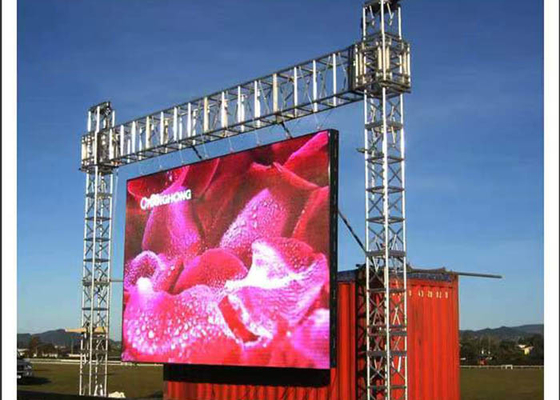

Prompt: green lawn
[
  {"left": 18, "top": 362, "right": 163, "bottom": 399},
  {"left": 461, "top": 368, "right": 544, "bottom": 400},
  {"left": 18, "top": 363, "right": 543, "bottom": 399}
]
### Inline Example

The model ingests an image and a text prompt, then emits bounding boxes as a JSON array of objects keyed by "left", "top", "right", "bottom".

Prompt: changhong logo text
[{"left": 140, "top": 189, "right": 192, "bottom": 210}]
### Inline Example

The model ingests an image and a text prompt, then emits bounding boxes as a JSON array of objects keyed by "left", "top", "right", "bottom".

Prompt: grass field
[
  {"left": 19, "top": 363, "right": 163, "bottom": 398},
  {"left": 460, "top": 369, "right": 543, "bottom": 400},
  {"left": 18, "top": 363, "right": 543, "bottom": 399}
]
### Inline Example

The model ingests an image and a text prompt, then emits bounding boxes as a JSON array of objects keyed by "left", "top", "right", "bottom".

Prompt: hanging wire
[
  {"left": 254, "top": 128, "right": 262, "bottom": 146},
  {"left": 312, "top": 108, "right": 321, "bottom": 129},
  {"left": 191, "top": 145, "right": 204, "bottom": 161},
  {"left": 338, "top": 208, "right": 366, "bottom": 254},
  {"left": 317, "top": 108, "right": 335, "bottom": 130},
  {"left": 280, "top": 121, "right": 292, "bottom": 138},
  {"left": 290, "top": 112, "right": 305, "bottom": 133},
  {"left": 303, "top": 76, "right": 322, "bottom": 129},
  {"left": 279, "top": 113, "right": 293, "bottom": 139},
  {"left": 137, "top": 158, "right": 145, "bottom": 176},
  {"left": 227, "top": 131, "right": 235, "bottom": 153},
  {"left": 156, "top": 149, "right": 164, "bottom": 171},
  {"left": 201, "top": 136, "right": 210, "bottom": 158},
  {"left": 178, "top": 144, "right": 185, "bottom": 165},
  {"left": 157, "top": 122, "right": 166, "bottom": 171}
]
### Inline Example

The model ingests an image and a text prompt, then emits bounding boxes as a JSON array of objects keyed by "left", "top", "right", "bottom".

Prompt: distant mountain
[
  {"left": 17, "top": 333, "right": 32, "bottom": 347},
  {"left": 17, "top": 329, "right": 121, "bottom": 348},
  {"left": 17, "top": 329, "right": 81, "bottom": 348},
  {"left": 460, "top": 324, "right": 544, "bottom": 340},
  {"left": 515, "top": 324, "right": 544, "bottom": 335}
]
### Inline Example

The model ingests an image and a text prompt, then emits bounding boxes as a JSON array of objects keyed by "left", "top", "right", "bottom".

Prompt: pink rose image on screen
[{"left": 122, "top": 130, "right": 337, "bottom": 369}]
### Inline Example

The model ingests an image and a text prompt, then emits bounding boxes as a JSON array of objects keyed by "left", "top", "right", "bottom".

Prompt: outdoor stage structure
[{"left": 78, "top": 0, "right": 411, "bottom": 398}]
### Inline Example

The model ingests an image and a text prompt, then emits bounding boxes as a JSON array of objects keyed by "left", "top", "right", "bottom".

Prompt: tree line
[{"left": 460, "top": 333, "right": 544, "bottom": 365}]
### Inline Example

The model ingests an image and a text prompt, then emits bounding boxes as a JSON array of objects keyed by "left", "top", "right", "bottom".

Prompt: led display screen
[{"left": 122, "top": 130, "right": 338, "bottom": 369}]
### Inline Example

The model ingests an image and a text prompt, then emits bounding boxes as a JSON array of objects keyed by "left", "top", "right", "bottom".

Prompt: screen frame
[{"left": 121, "top": 129, "right": 339, "bottom": 371}]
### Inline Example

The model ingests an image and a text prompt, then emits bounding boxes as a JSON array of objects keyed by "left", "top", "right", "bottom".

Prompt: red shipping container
[{"left": 164, "top": 270, "right": 460, "bottom": 400}]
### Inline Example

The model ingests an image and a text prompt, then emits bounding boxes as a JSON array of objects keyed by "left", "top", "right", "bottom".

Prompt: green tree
[
  {"left": 460, "top": 338, "right": 480, "bottom": 365},
  {"left": 28, "top": 336, "right": 42, "bottom": 357},
  {"left": 494, "top": 340, "right": 524, "bottom": 364},
  {"left": 527, "top": 334, "right": 544, "bottom": 365}
]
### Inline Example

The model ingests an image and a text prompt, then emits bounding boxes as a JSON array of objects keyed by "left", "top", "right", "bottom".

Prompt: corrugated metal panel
[
  {"left": 164, "top": 274, "right": 459, "bottom": 400},
  {"left": 407, "top": 277, "right": 460, "bottom": 400}
]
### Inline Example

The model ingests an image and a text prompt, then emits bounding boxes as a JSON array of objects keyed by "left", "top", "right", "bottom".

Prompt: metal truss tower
[
  {"left": 359, "top": 1, "right": 411, "bottom": 399},
  {"left": 79, "top": 102, "right": 116, "bottom": 396},
  {"left": 77, "top": 1, "right": 410, "bottom": 397}
]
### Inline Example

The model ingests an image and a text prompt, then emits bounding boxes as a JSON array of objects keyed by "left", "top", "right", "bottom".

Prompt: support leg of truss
[
  {"left": 80, "top": 104, "right": 115, "bottom": 397},
  {"left": 359, "top": 1, "right": 410, "bottom": 398},
  {"left": 362, "top": 88, "right": 408, "bottom": 400}
]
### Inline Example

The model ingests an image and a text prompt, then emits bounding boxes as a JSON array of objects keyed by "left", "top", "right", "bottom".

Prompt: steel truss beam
[
  {"left": 359, "top": 1, "right": 410, "bottom": 400},
  {"left": 78, "top": 1, "right": 410, "bottom": 396},
  {"left": 81, "top": 47, "right": 365, "bottom": 169}
]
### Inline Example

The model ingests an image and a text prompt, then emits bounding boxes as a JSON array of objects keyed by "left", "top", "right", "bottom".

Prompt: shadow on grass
[
  {"left": 18, "top": 377, "right": 51, "bottom": 386},
  {"left": 135, "top": 390, "right": 163, "bottom": 399}
]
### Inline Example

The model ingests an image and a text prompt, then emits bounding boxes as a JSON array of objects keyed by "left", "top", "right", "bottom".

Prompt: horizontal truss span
[
  {"left": 81, "top": 45, "right": 358, "bottom": 169},
  {"left": 81, "top": 36, "right": 409, "bottom": 170}
]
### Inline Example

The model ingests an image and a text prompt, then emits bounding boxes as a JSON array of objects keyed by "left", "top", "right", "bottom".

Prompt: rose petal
[
  {"left": 245, "top": 162, "right": 318, "bottom": 194},
  {"left": 127, "top": 167, "right": 188, "bottom": 201},
  {"left": 220, "top": 238, "right": 329, "bottom": 349},
  {"left": 283, "top": 131, "right": 330, "bottom": 186},
  {"left": 123, "top": 290, "right": 131, "bottom": 309},
  {"left": 142, "top": 185, "right": 202, "bottom": 261},
  {"left": 124, "top": 195, "right": 150, "bottom": 264},
  {"left": 289, "top": 308, "right": 330, "bottom": 369},
  {"left": 123, "top": 251, "right": 161, "bottom": 291},
  {"left": 260, "top": 309, "right": 330, "bottom": 369},
  {"left": 190, "top": 154, "right": 255, "bottom": 248},
  {"left": 172, "top": 249, "right": 248, "bottom": 295},
  {"left": 218, "top": 189, "right": 290, "bottom": 266},
  {"left": 151, "top": 255, "right": 184, "bottom": 292},
  {"left": 193, "top": 173, "right": 245, "bottom": 249},
  {"left": 292, "top": 186, "right": 330, "bottom": 255},
  {"left": 251, "top": 135, "right": 314, "bottom": 165},
  {"left": 122, "top": 281, "right": 240, "bottom": 364},
  {"left": 271, "top": 135, "right": 315, "bottom": 164},
  {"left": 180, "top": 158, "right": 220, "bottom": 196},
  {"left": 219, "top": 164, "right": 317, "bottom": 265},
  {"left": 212, "top": 151, "right": 254, "bottom": 179}
]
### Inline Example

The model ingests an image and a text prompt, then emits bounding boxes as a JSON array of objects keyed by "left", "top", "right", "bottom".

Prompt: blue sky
[{"left": 17, "top": 0, "right": 543, "bottom": 339}]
